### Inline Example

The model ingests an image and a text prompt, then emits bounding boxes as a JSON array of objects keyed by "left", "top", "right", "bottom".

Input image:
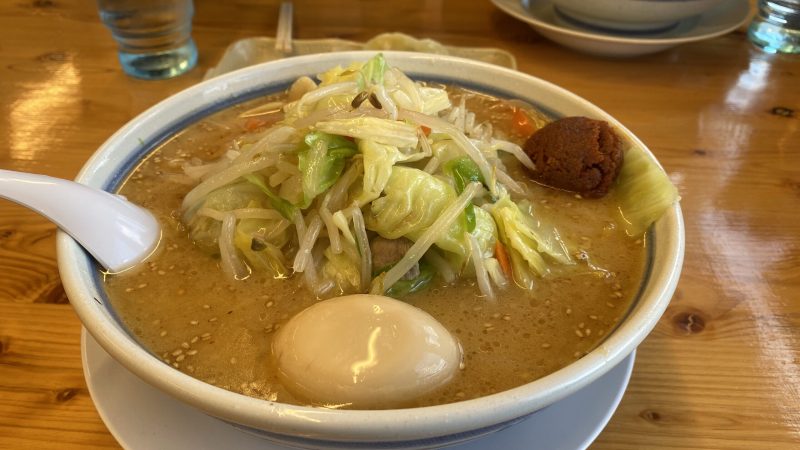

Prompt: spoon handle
[{"left": 0, "top": 169, "right": 160, "bottom": 272}]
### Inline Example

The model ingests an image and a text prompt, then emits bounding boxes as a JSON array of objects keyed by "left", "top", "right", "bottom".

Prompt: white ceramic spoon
[{"left": 0, "top": 169, "right": 160, "bottom": 272}]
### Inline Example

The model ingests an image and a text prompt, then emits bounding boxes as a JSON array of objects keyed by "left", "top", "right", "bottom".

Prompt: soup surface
[{"left": 104, "top": 83, "right": 646, "bottom": 409}]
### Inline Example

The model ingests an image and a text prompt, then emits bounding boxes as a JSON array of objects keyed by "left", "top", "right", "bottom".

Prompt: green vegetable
[
  {"left": 234, "top": 219, "right": 287, "bottom": 278},
  {"left": 385, "top": 261, "right": 435, "bottom": 297},
  {"left": 358, "top": 139, "right": 409, "bottom": 203},
  {"left": 431, "top": 139, "right": 462, "bottom": 163},
  {"left": 187, "top": 182, "right": 266, "bottom": 252},
  {"left": 444, "top": 157, "right": 486, "bottom": 232},
  {"left": 323, "top": 244, "right": 361, "bottom": 293},
  {"left": 488, "top": 194, "right": 571, "bottom": 276},
  {"left": 242, "top": 174, "right": 297, "bottom": 220},
  {"left": 366, "top": 166, "right": 456, "bottom": 240},
  {"left": 614, "top": 145, "right": 679, "bottom": 236},
  {"left": 358, "top": 53, "right": 386, "bottom": 89},
  {"left": 297, "top": 131, "right": 357, "bottom": 209},
  {"left": 419, "top": 86, "right": 451, "bottom": 115},
  {"left": 316, "top": 62, "right": 362, "bottom": 86},
  {"left": 366, "top": 166, "right": 496, "bottom": 260}
]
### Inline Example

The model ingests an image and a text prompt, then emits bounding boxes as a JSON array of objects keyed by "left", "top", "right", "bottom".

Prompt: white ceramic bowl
[
  {"left": 58, "top": 51, "right": 684, "bottom": 449},
  {"left": 552, "top": 0, "right": 725, "bottom": 31}
]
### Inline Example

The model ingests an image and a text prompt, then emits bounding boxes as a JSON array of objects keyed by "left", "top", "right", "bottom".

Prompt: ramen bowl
[
  {"left": 58, "top": 51, "right": 684, "bottom": 449},
  {"left": 552, "top": 0, "right": 725, "bottom": 32}
]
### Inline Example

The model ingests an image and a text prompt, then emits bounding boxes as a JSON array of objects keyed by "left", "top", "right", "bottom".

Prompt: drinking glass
[
  {"left": 748, "top": 0, "right": 800, "bottom": 54},
  {"left": 97, "top": 0, "right": 198, "bottom": 79}
]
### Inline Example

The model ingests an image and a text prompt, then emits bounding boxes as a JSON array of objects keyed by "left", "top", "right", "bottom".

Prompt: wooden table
[{"left": 1, "top": 0, "right": 798, "bottom": 448}]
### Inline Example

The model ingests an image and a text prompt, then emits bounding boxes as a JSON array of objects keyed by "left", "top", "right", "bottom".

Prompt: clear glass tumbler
[
  {"left": 97, "top": 0, "right": 198, "bottom": 79},
  {"left": 748, "top": 0, "right": 800, "bottom": 54}
]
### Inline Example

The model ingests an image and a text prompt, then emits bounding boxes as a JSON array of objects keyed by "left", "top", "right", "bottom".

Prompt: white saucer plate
[
  {"left": 82, "top": 329, "right": 635, "bottom": 450},
  {"left": 492, "top": 0, "right": 751, "bottom": 57}
]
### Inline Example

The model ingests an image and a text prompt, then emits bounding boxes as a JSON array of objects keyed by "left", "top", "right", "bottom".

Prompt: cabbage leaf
[
  {"left": 488, "top": 195, "right": 572, "bottom": 276},
  {"left": 323, "top": 244, "right": 361, "bottom": 294},
  {"left": 358, "top": 139, "right": 411, "bottom": 204},
  {"left": 614, "top": 145, "right": 679, "bottom": 236},
  {"left": 367, "top": 166, "right": 496, "bottom": 259},
  {"left": 297, "top": 131, "right": 357, "bottom": 208},
  {"left": 234, "top": 218, "right": 287, "bottom": 278},
  {"left": 187, "top": 182, "right": 266, "bottom": 252}
]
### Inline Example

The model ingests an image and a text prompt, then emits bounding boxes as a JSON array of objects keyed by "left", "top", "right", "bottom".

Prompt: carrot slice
[
  {"left": 244, "top": 117, "right": 267, "bottom": 131},
  {"left": 495, "top": 240, "right": 512, "bottom": 279},
  {"left": 512, "top": 107, "right": 535, "bottom": 136},
  {"left": 420, "top": 125, "right": 432, "bottom": 137}
]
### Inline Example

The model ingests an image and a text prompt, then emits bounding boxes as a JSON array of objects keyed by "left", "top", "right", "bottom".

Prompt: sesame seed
[
  {"left": 172, "top": 362, "right": 180, "bottom": 368},
  {"left": 176, "top": 354, "right": 186, "bottom": 362},
  {"left": 177, "top": 289, "right": 186, "bottom": 295},
  {"left": 209, "top": 317, "right": 218, "bottom": 322},
  {"left": 181, "top": 342, "right": 190, "bottom": 349},
  {"left": 575, "top": 329, "right": 584, "bottom": 338},
  {"left": 190, "top": 336, "right": 198, "bottom": 344},
  {"left": 589, "top": 315, "right": 598, "bottom": 320},
  {"left": 202, "top": 304, "right": 210, "bottom": 309},
  {"left": 266, "top": 301, "right": 274, "bottom": 308},
  {"left": 574, "top": 351, "right": 581, "bottom": 358},
  {"left": 585, "top": 329, "right": 592, "bottom": 336},
  {"left": 483, "top": 322, "right": 493, "bottom": 328},
  {"left": 566, "top": 308, "right": 572, "bottom": 315},
  {"left": 492, "top": 313, "right": 501, "bottom": 319},
  {"left": 190, "top": 320, "right": 199, "bottom": 325},
  {"left": 125, "top": 287, "right": 134, "bottom": 293},
  {"left": 229, "top": 357, "right": 237, "bottom": 364},
  {"left": 613, "top": 291, "right": 623, "bottom": 298},
  {"left": 137, "top": 283, "right": 147, "bottom": 289},
  {"left": 201, "top": 332, "right": 211, "bottom": 338},
  {"left": 187, "top": 350, "right": 198, "bottom": 356},
  {"left": 502, "top": 315, "right": 511, "bottom": 321},
  {"left": 187, "top": 365, "right": 195, "bottom": 373},
  {"left": 172, "top": 349, "right": 183, "bottom": 356},
  {"left": 541, "top": 343, "right": 551, "bottom": 349},
  {"left": 158, "top": 270, "right": 166, "bottom": 275},
  {"left": 159, "top": 330, "right": 168, "bottom": 337},
  {"left": 606, "top": 302, "right": 616, "bottom": 308},
  {"left": 578, "top": 322, "right": 585, "bottom": 329}
]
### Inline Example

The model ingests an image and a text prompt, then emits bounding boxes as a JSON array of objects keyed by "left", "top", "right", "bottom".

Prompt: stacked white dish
[{"left": 491, "top": 0, "right": 751, "bottom": 57}]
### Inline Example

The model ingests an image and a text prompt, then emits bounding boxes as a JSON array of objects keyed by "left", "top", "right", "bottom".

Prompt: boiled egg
[{"left": 272, "top": 294, "right": 462, "bottom": 409}]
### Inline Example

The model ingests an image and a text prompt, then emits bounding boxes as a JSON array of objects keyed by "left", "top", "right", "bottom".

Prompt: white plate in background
[{"left": 491, "top": 0, "right": 750, "bottom": 57}]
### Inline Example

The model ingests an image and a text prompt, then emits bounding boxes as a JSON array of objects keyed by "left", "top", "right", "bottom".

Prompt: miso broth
[{"left": 104, "top": 86, "right": 646, "bottom": 409}]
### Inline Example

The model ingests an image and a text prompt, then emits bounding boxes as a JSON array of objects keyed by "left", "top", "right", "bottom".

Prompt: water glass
[
  {"left": 97, "top": 0, "right": 198, "bottom": 79},
  {"left": 748, "top": 0, "right": 800, "bottom": 54}
]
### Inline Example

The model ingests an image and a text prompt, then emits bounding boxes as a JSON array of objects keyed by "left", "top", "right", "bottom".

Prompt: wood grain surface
[{"left": 1, "top": 0, "right": 798, "bottom": 448}]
